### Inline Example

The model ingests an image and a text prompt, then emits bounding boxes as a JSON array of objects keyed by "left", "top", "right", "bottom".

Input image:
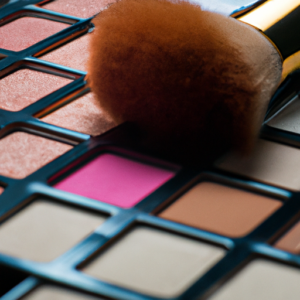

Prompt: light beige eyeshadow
[
  {"left": 267, "top": 97, "right": 300, "bottom": 134},
  {"left": 0, "top": 199, "right": 105, "bottom": 262},
  {"left": 22, "top": 286, "right": 100, "bottom": 300},
  {"left": 209, "top": 260, "right": 300, "bottom": 300},
  {"left": 216, "top": 139, "right": 300, "bottom": 191},
  {"left": 83, "top": 227, "right": 225, "bottom": 298}
]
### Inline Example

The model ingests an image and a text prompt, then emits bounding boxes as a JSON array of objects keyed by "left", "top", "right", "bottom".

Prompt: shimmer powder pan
[
  {"left": 41, "top": 92, "right": 116, "bottom": 136},
  {"left": 40, "top": 33, "right": 91, "bottom": 71},
  {"left": 0, "top": 69, "right": 72, "bottom": 111},
  {"left": 42, "top": 0, "right": 114, "bottom": 18},
  {"left": 0, "top": 132, "right": 72, "bottom": 179},
  {"left": 0, "top": 17, "right": 68, "bottom": 51}
]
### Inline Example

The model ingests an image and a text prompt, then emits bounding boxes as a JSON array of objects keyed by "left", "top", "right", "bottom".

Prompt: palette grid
[{"left": 0, "top": 0, "right": 300, "bottom": 299}]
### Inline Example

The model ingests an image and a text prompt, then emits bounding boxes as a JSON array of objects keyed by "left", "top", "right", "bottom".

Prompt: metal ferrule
[{"left": 237, "top": 0, "right": 300, "bottom": 80}]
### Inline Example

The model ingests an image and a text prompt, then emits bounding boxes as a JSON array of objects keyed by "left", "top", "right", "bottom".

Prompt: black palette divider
[{"left": 1, "top": 1, "right": 300, "bottom": 300}]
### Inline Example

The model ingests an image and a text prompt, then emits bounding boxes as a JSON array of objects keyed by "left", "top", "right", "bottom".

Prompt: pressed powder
[
  {"left": 0, "top": 132, "right": 72, "bottom": 179},
  {"left": 0, "top": 17, "right": 68, "bottom": 52},
  {"left": 216, "top": 139, "right": 300, "bottom": 191},
  {"left": 209, "top": 260, "right": 300, "bottom": 300},
  {"left": 275, "top": 221, "right": 300, "bottom": 254},
  {"left": 40, "top": 34, "right": 91, "bottom": 71},
  {"left": 82, "top": 226, "right": 225, "bottom": 298},
  {"left": 54, "top": 153, "right": 175, "bottom": 208},
  {"left": 41, "top": 92, "right": 116, "bottom": 136},
  {"left": 22, "top": 285, "right": 100, "bottom": 300},
  {"left": 267, "top": 96, "right": 300, "bottom": 134},
  {"left": 42, "top": 0, "right": 114, "bottom": 19},
  {"left": 159, "top": 182, "right": 282, "bottom": 237},
  {"left": 0, "top": 69, "right": 72, "bottom": 111},
  {"left": 0, "top": 199, "right": 105, "bottom": 262}
]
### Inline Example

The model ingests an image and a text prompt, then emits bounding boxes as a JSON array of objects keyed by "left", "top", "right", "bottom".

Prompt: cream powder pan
[
  {"left": 209, "top": 259, "right": 300, "bottom": 300},
  {"left": 82, "top": 226, "right": 225, "bottom": 298},
  {"left": 22, "top": 286, "right": 101, "bottom": 300},
  {"left": 217, "top": 139, "right": 300, "bottom": 191},
  {"left": 0, "top": 199, "right": 105, "bottom": 262}
]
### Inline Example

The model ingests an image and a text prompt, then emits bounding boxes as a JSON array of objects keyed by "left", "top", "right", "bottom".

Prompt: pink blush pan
[{"left": 54, "top": 154, "right": 175, "bottom": 208}]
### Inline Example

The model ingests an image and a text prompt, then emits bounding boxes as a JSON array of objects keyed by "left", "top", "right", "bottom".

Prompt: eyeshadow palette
[{"left": 1, "top": 0, "right": 300, "bottom": 299}]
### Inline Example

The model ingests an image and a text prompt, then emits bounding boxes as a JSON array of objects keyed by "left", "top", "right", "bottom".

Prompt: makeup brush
[{"left": 87, "top": 0, "right": 292, "bottom": 165}]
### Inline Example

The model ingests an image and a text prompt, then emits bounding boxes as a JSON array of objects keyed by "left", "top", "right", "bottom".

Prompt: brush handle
[{"left": 237, "top": 0, "right": 300, "bottom": 78}]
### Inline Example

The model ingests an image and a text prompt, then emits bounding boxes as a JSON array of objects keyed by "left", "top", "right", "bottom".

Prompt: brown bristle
[{"left": 88, "top": 0, "right": 282, "bottom": 165}]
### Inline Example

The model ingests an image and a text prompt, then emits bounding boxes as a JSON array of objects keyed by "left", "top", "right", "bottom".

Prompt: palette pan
[
  {"left": 39, "top": 33, "right": 91, "bottom": 72},
  {"left": 54, "top": 153, "right": 176, "bottom": 208},
  {"left": 41, "top": 0, "right": 113, "bottom": 19},
  {"left": 0, "top": 16, "right": 69, "bottom": 52},
  {"left": 0, "top": 69, "right": 72, "bottom": 111},
  {"left": 0, "top": 198, "right": 106, "bottom": 262},
  {"left": 81, "top": 225, "right": 226, "bottom": 298},
  {"left": 39, "top": 91, "right": 116, "bottom": 136},
  {"left": 159, "top": 182, "right": 282, "bottom": 237},
  {"left": 0, "top": 132, "right": 72, "bottom": 179},
  {"left": 208, "top": 259, "right": 300, "bottom": 300}
]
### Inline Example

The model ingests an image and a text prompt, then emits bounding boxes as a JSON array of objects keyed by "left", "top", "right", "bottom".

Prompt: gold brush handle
[{"left": 237, "top": 0, "right": 300, "bottom": 79}]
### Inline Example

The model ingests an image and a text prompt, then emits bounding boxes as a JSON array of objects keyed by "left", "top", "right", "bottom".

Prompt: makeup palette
[{"left": 1, "top": 0, "right": 300, "bottom": 299}]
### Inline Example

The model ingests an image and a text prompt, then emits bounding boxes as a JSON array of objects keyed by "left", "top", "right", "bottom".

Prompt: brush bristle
[{"left": 88, "top": 0, "right": 282, "bottom": 165}]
